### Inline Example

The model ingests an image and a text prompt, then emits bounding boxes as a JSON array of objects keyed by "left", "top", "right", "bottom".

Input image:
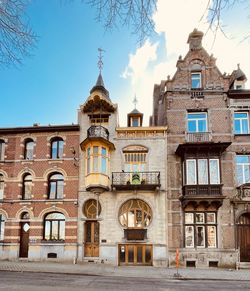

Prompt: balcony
[
  {"left": 124, "top": 229, "right": 147, "bottom": 241},
  {"left": 183, "top": 184, "right": 222, "bottom": 196},
  {"left": 180, "top": 184, "right": 224, "bottom": 209},
  {"left": 87, "top": 125, "right": 109, "bottom": 140},
  {"left": 185, "top": 132, "right": 212, "bottom": 143},
  {"left": 191, "top": 89, "right": 204, "bottom": 98},
  {"left": 112, "top": 171, "right": 160, "bottom": 191}
]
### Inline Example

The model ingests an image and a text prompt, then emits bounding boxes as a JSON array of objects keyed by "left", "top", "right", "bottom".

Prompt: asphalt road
[{"left": 0, "top": 271, "right": 249, "bottom": 291}]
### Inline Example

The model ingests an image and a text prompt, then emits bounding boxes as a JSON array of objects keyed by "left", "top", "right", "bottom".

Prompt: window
[
  {"left": 132, "top": 117, "right": 139, "bottom": 127},
  {"left": 44, "top": 212, "right": 65, "bottom": 241},
  {"left": 187, "top": 112, "right": 207, "bottom": 132},
  {"left": 0, "top": 140, "right": 5, "bottom": 161},
  {"left": 185, "top": 212, "right": 217, "bottom": 248},
  {"left": 234, "top": 112, "right": 249, "bottom": 134},
  {"left": 124, "top": 151, "right": 147, "bottom": 172},
  {"left": 0, "top": 174, "right": 4, "bottom": 199},
  {"left": 119, "top": 199, "right": 152, "bottom": 228},
  {"left": 83, "top": 199, "right": 101, "bottom": 219},
  {"left": 48, "top": 173, "right": 64, "bottom": 199},
  {"left": 191, "top": 73, "right": 201, "bottom": 89},
  {"left": 236, "top": 155, "right": 250, "bottom": 185},
  {"left": 22, "top": 174, "right": 32, "bottom": 199},
  {"left": 86, "top": 146, "right": 109, "bottom": 175},
  {"left": 185, "top": 158, "right": 220, "bottom": 185},
  {"left": 0, "top": 214, "right": 5, "bottom": 241},
  {"left": 51, "top": 138, "right": 64, "bottom": 159},
  {"left": 24, "top": 139, "right": 34, "bottom": 160}
]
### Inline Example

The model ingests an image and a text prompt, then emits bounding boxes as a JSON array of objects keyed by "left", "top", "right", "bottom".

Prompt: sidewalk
[{"left": 0, "top": 260, "right": 249, "bottom": 281}]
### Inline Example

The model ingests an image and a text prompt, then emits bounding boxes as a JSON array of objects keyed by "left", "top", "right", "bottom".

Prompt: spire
[
  {"left": 90, "top": 48, "right": 110, "bottom": 100},
  {"left": 127, "top": 95, "right": 143, "bottom": 127}
]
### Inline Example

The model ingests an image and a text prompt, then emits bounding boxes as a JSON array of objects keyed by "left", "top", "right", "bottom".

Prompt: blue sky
[{"left": 1, "top": 0, "right": 250, "bottom": 127}]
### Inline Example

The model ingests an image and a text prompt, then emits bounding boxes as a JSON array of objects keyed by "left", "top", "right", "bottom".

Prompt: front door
[
  {"left": 119, "top": 244, "right": 152, "bottom": 265},
  {"left": 19, "top": 222, "right": 30, "bottom": 258},
  {"left": 237, "top": 213, "right": 250, "bottom": 262},
  {"left": 84, "top": 221, "right": 99, "bottom": 257}
]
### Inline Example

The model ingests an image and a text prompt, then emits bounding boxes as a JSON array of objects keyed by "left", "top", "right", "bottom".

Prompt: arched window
[
  {"left": 0, "top": 140, "right": 5, "bottom": 161},
  {"left": 44, "top": 212, "right": 65, "bottom": 241},
  {"left": 51, "top": 138, "right": 64, "bottom": 159},
  {"left": 22, "top": 174, "right": 32, "bottom": 200},
  {"left": 0, "top": 174, "right": 4, "bottom": 199},
  {"left": 48, "top": 173, "right": 64, "bottom": 199},
  {"left": 0, "top": 214, "right": 5, "bottom": 241},
  {"left": 24, "top": 139, "right": 34, "bottom": 160},
  {"left": 83, "top": 199, "right": 101, "bottom": 219},
  {"left": 123, "top": 145, "right": 148, "bottom": 172},
  {"left": 118, "top": 199, "right": 152, "bottom": 228}
]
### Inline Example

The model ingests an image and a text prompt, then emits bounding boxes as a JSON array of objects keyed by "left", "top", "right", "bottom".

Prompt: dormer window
[
  {"left": 191, "top": 73, "right": 201, "bottom": 89},
  {"left": 132, "top": 117, "right": 139, "bottom": 127}
]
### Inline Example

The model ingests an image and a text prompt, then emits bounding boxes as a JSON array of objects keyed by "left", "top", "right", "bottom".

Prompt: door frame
[
  {"left": 118, "top": 244, "right": 153, "bottom": 266},
  {"left": 237, "top": 213, "right": 250, "bottom": 262},
  {"left": 84, "top": 220, "right": 100, "bottom": 257},
  {"left": 19, "top": 221, "right": 30, "bottom": 258}
]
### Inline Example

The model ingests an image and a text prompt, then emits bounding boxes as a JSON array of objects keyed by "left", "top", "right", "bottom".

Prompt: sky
[{"left": 1, "top": 0, "right": 250, "bottom": 127}]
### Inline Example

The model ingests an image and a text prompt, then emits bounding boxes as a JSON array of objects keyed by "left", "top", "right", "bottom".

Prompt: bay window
[
  {"left": 86, "top": 145, "right": 109, "bottom": 175},
  {"left": 185, "top": 158, "right": 220, "bottom": 185}
]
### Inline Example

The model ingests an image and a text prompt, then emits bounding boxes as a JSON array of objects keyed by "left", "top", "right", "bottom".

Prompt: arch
[
  {"left": 122, "top": 145, "right": 148, "bottom": 153},
  {"left": 0, "top": 170, "right": 8, "bottom": 178},
  {"left": 0, "top": 209, "right": 8, "bottom": 219},
  {"left": 15, "top": 207, "right": 34, "bottom": 220},
  {"left": 23, "top": 138, "right": 35, "bottom": 160},
  {"left": 83, "top": 199, "right": 101, "bottom": 219},
  {"left": 236, "top": 210, "right": 250, "bottom": 224},
  {"left": 118, "top": 198, "right": 153, "bottom": 228},
  {"left": 236, "top": 211, "right": 250, "bottom": 224},
  {"left": 17, "top": 168, "right": 36, "bottom": 181},
  {"left": 43, "top": 167, "right": 67, "bottom": 180},
  {"left": 38, "top": 207, "right": 70, "bottom": 220}
]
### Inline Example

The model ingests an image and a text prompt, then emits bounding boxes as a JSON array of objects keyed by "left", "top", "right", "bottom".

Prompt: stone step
[{"left": 238, "top": 262, "right": 250, "bottom": 269}]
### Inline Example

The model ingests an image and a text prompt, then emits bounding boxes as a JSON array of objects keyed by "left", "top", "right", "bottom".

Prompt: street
[{"left": 0, "top": 271, "right": 249, "bottom": 291}]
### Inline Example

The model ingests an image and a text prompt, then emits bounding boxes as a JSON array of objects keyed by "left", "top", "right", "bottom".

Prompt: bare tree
[
  {"left": 0, "top": 0, "right": 36, "bottom": 67},
  {"left": 85, "top": 0, "right": 157, "bottom": 44}
]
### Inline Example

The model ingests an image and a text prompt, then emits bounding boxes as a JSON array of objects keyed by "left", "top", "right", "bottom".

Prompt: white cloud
[{"left": 119, "top": 0, "right": 250, "bottom": 126}]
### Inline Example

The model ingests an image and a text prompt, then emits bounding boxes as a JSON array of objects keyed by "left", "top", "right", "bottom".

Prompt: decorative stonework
[{"left": 116, "top": 127, "right": 167, "bottom": 139}]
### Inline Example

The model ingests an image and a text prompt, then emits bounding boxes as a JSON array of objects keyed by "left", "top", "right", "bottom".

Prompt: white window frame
[
  {"left": 187, "top": 112, "right": 208, "bottom": 133},
  {"left": 236, "top": 155, "right": 250, "bottom": 185},
  {"left": 0, "top": 141, "right": 5, "bottom": 161},
  {"left": 234, "top": 112, "right": 249, "bottom": 135},
  {"left": 191, "top": 72, "right": 202, "bottom": 89}
]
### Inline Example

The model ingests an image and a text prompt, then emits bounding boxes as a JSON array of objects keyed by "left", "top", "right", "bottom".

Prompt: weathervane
[
  {"left": 133, "top": 95, "right": 138, "bottom": 109},
  {"left": 98, "top": 48, "right": 105, "bottom": 73}
]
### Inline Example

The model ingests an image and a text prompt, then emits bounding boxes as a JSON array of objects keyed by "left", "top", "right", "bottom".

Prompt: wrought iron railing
[
  {"left": 112, "top": 171, "right": 160, "bottom": 190},
  {"left": 185, "top": 132, "right": 212, "bottom": 143},
  {"left": 183, "top": 184, "right": 222, "bottom": 196},
  {"left": 87, "top": 125, "right": 109, "bottom": 140}
]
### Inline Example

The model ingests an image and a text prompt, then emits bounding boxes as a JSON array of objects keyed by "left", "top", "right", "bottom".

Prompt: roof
[{"left": 90, "top": 73, "right": 111, "bottom": 101}]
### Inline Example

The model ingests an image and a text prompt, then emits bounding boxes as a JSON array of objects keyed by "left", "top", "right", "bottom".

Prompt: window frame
[
  {"left": 44, "top": 212, "right": 65, "bottom": 241},
  {"left": 0, "top": 214, "right": 5, "bottom": 241},
  {"left": 51, "top": 138, "right": 64, "bottom": 159},
  {"left": 234, "top": 112, "right": 249, "bottom": 135},
  {"left": 184, "top": 212, "right": 217, "bottom": 249},
  {"left": 191, "top": 72, "right": 202, "bottom": 89},
  {"left": 48, "top": 173, "right": 64, "bottom": 199},
  {"left": 24, "top": 139, "right": 34, "bottom": 160},
  {"left": 22, "top": 173, "right": 32, "bottom": 200},
  {"left": 0, "top": 140, "right": 5, "bottom": 161},
  {"left": 187, "top": 112, "right": 208, "bottom": 133},
  {"left": 235, "top": 155, "right": 250, "bottom": 185},
  {"left": 85, "top": 145, "right": 109, "bottom": 175},
  {"left": 0, "top": 174, "right": 4, "bottom": 200},
  {"left": 184, "top": 157, "right": 220, "bottom": 185}
]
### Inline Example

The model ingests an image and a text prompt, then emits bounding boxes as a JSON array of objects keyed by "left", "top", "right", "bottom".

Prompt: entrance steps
[
  {"left": 83, "top": 257, "right": 103, "bottom": 264},
  {"left": 238, "top": 262, "right": 250, "bottom": 269}
]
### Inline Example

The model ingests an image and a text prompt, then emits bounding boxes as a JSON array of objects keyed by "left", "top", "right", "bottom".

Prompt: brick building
[
  {"left": 151, "top": 29, "right": 250, "bottom": 268},
  {"left": 0, "top": 29, "right": 249, "bottom": 267},
  {"left": 0, "top": 125, "right": 79, "bottom": 260}
]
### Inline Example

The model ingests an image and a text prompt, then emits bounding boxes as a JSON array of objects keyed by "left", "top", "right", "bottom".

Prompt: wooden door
[
  {"left": 84, "top": 221, "right": 99, "bottom": 257},
  {"left": 119, "top": 244, "right": 152, "bottom": 265},
  {"left": 237, "top": 213, "right": 250, "bottom": 262},
  {"left": 19, "top": 222, "right": 30, "bottom": 258}
]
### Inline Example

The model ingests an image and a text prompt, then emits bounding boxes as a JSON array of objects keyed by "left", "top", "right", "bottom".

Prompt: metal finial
[
  {"left": 98, "top": 48, "right": 105, "bottom": 73},
  {"left": 133, "top": 95, "right": 138, "bottom": 109}
]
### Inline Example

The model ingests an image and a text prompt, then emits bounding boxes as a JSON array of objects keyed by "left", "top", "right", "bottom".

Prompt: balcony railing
[
  {"left": 183, "top": 184, "right": 222, "bottom": 196},
  {"left": 124, "top": 229, "right": 147, "bottom": 240},
  {"left": 185, "top": 132, "right": 212, "bottom": 143},
  {"left": 191, "top": 89, "right": 204, "bottom": 98},
  {"left": 87, "top": 125, "right": 109, "bottom": 140},
  {"left": 112, "top": 171, "right": 160, "bottom": 191}
]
